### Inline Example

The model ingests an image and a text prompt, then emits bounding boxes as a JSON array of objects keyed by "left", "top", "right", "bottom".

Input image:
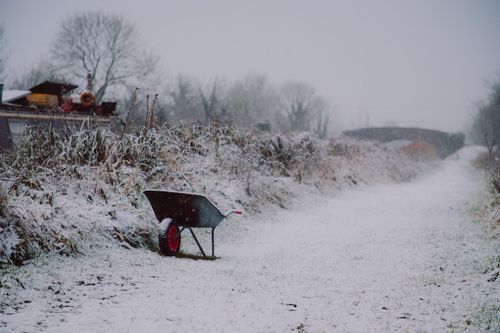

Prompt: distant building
[{"left": 0, "top": 81, "right": 117, "bottom": 150}]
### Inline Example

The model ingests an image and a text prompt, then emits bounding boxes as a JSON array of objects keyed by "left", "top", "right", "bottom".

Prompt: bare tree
[
  {"left": 158, "top": 73, "right": 335, "bottom": 134},
  {"left": 224, "top": 73, "right": 279, "bottom": 127},
  {"left": 314, "top": 106, "right": 331, "bottom": 139},
  {"left": 164, "top": 75, "right": 204, "bottom": 123},
  {"left": 279, "top": 81, "right": 330, "bottom": 134},
  {"left": 199, "top": 79, "right": 231, "bottom": 123},
  {"left": 471, "top": 80, "right": 500, "bottom": 157},
  {"left": 50, "top": 11, "right": 159, "bottom": 102},
  {"left": 199, "top": 82, "right": 218, "bottom": 122},
  {"left": 473, "top": 105, "right": 499, "bottom": 157}
]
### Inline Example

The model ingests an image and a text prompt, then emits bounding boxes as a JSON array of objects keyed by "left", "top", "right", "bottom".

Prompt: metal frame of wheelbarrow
[{"left": 143, "top": 190, "right": 242, "bottom": 259}]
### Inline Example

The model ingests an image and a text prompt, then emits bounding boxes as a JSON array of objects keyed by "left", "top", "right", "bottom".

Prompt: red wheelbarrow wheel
[{"left": 159, "top": 222, "right": 181, "bottom": 256}]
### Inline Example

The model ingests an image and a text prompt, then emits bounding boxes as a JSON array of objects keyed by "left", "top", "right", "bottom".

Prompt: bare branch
[{"left": 49, "top": 11, "right": 160, "bottom": 103}]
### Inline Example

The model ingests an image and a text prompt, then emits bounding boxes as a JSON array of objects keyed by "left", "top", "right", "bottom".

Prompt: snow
[
  {"left": 0, "top": 146, "right": 498, "bottom": 332},
  {"left": 382, "top": 139, "right": 413, "bottom": 149},
  {"left": 1, "top": 90, "right": 30, "bottom": 103}
]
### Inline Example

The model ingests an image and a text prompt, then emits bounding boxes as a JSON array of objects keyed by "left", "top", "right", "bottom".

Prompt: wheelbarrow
[{"left": 143, "top": 190, "right": 242, "bottom": 259}]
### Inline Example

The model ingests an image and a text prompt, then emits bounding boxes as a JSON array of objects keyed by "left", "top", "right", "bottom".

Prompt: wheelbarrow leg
[
  {"left": 188, "top": 228, "right": 207, "bottom": 259},
  {"left": 211, "top": 228, "right": 215, "bottom": 257}
]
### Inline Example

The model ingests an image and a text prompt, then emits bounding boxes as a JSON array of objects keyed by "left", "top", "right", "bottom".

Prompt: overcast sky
[{"left": 1, "top": 0, "right": 499, "bottom": 132}]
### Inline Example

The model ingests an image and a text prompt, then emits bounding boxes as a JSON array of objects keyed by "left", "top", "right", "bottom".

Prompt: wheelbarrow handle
[{"left": 224, "top": 209, "right": 243, "bottom": 217}]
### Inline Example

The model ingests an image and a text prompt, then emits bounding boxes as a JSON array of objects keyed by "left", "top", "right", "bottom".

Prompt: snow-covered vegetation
[
  {"left": 473, "top": 152, "right": 500, "bottom": 235},
  {"left": 0, "top": 122, "right": 426, "bottom": 265},
  {"left": 469, "top": 77, "right": 500, "bottom": 234}
]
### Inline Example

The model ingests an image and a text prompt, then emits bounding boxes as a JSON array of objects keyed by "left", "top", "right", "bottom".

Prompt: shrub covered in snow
[
  {"left": 0, "top": 122, "right": 427, "bottom": 265},
  {"left": 481, "top": 161, "right": 500, "bottom": 233},
  {"left": 472, "top": 152, "right": 500, "bottom": 234}
]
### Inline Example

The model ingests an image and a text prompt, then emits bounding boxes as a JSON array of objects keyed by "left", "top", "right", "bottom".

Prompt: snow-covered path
[{"left": 1, "top": 147, "right": 498, "bottom": 332}]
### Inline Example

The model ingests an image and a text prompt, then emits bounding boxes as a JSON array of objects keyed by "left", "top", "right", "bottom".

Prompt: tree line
[{"left": 0, "top": 11, "right": 336, "bottom": 138}]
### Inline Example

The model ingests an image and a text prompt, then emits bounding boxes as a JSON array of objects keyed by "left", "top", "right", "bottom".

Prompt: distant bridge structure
[{"left": 343, "top": 127, "right": 465, "bottom": 158}]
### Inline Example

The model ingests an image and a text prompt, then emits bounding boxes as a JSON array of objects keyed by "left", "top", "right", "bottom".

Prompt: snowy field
[{"left": 1, "top": 146, "right": 498, "bottom": 332}]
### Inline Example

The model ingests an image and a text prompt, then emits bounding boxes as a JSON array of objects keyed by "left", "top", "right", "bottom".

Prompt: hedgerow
[{"left": 0, "top": 121, "right": 424, "bottom": 265}]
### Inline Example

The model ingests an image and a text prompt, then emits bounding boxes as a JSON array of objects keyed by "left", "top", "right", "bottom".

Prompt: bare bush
[{"left": 279, "top": 81, "right": 333, "bottom": 135}]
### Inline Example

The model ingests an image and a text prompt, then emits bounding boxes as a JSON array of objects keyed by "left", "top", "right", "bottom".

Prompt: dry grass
[
  {"left": 472, "top": 152, "right": 491, "bottom": 170},
  {"left": 401, "top": 140, "right": 439, "bottom": 160}
]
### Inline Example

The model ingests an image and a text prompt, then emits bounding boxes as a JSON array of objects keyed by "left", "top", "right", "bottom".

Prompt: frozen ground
[{"left": 1, "top": 146, "right": 498, "bottom": 332}]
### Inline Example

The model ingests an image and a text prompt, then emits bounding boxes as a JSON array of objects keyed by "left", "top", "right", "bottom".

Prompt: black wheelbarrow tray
[{"left": 143, "top": 190, "right": 242, "bottom": 259}]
